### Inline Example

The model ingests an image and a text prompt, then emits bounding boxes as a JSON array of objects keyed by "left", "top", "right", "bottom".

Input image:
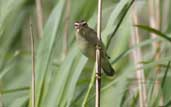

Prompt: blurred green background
[{"left": 0, "top": 0, "right": 171, "bottom": 107}]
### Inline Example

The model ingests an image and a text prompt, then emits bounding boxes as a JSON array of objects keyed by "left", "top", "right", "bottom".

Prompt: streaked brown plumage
[{"left": 74, "top": 20, "right": 115, "bottom": 76}]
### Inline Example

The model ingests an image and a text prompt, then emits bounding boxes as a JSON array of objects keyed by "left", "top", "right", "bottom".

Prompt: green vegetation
[{"left": 0, "top": 0, "right": 171, "bottom": 107}]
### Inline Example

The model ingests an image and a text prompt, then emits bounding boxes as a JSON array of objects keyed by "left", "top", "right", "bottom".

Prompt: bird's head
[{"left": 74, "top": 20, "right": 88, "bottom": 32}]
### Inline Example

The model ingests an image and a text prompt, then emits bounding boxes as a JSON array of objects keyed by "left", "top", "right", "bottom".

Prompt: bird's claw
[
  {"left": 96, "top": 72, "right": 101, "bottom": 79},
  {"left": 96, "top": 44, "right": 102, "bottom": 50}
]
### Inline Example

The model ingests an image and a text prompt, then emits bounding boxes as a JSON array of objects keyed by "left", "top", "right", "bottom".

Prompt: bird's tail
[{"left": 102, "top": 58, "right": 115, "bottom": 76}]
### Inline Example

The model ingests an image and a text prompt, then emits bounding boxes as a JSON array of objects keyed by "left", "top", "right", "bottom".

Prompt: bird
[{"left": 74, "top": 20, "right": 115, "bottom": 76}]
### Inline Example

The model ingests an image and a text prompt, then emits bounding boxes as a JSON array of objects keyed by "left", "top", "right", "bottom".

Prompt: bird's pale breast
[{"left": 76, "top": 32, "right": 96, "bottom": 59}]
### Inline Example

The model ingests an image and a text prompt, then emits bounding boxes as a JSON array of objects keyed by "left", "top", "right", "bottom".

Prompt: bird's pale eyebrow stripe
[
  {"left": 74, "top": 20, "right": 87, "bottom": 26},
  {"left": 74, "top": 23, "right": 80, "bottom": 26},
  {"left": 81, "top": 21, "right": 87, "bottom": 25}
]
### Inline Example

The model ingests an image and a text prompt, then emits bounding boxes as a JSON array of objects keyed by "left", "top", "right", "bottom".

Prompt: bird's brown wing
[{"left": 86, "top": 27, "right": 111, "bottom": 59}]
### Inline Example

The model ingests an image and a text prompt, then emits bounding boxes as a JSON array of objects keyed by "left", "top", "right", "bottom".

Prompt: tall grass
[{"left": 0, "top": 0, "right": 171, "bottom": 107}]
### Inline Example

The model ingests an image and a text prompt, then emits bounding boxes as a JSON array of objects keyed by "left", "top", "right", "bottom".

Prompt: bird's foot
[
  {"left": 96, "top": 72, "right": 101, "bottom": 79},
  {"left": 96, "top": 44, "right": 102, "bottom": 50}
]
